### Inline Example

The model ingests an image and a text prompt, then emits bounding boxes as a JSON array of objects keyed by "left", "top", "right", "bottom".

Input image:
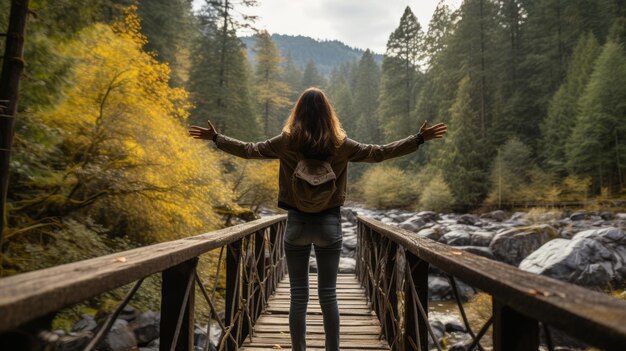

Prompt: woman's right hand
[
  {"left": 418, "top": 120, "right": 448, "bottom": 141},
  {"left": 188, "top": 120, "right": 218, "bottom": 140}
]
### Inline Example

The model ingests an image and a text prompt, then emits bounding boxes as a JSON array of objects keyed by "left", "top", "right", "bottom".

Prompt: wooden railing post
[
  {"left": 493, "top": 299, "right": 539, "bottom": 351},
  {"left": 383, "top": 240, "right": 398, "bottom": 347},
  {"left": 161, "top": 257, "right": 198, "bottom": 351},
  {"left": 404, "top": 251, "right": 428, "bottom": 351},
  {"left": 253, "top": 229, "right": 266, "bottom": 321},
  {"left": 225, "top": 239, "right": 242, "bottom": 351}
]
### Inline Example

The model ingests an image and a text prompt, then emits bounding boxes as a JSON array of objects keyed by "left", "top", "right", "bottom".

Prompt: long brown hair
[{"left": 282, "top": 87, "right": 346, "bottom": 157}]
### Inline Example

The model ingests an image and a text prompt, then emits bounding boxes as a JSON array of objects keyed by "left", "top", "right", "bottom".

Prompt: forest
[{"left": 1, "top": 0, "right": 625, "bottom": 285}]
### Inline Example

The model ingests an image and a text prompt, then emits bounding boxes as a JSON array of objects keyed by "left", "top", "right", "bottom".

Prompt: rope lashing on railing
[
  {"left": 0, "top": 215, "right": 288, "bottom": 351},
  {"left": 356, "top": 215, "right": 626, "bottom": 351}
]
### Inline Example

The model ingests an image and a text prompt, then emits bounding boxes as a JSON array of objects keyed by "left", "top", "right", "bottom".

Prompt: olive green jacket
[{"left": 214, "top": 133, "right": 423, "bottom": 211}]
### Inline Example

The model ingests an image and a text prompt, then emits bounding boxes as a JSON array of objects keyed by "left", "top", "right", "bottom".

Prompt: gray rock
[
  {"left": 428, "top": 320, "right": 445, "bottom": 348},
  {"left": 341, "top": 208, "right": 358, "bottom": 224},
  {"left": 428, "top": 276, "right": 451, "bottom": 301},
  {"left": 140, "top": 339, "right": 159, "bottom": 351},
  {"left": 489, "top": 224, "right": 558, "bottom": 265},
  {"left": 569, "top": 211, "right": 586, "bottom": 221},
  {"left": 195, "top": 326, "right": 208, "bottom": 350},
  {"left": 417, "top": 211, "right": 440, "bottom": 222},
  {"left": 119, "top": 305, "right": 137, "bottom": 321},
  {"left": 400, "top": 216, "right": 426, "bottom": 232},
  {"left": 72, "top": 314, "right": 97, "bottom": 333},
  {"left": 129, "top": 311, "right": 160, "bottom": 345},
  {"left": 56, "top": 331, "right": 93, "bottom": 351},
  {"left": 469, "top": 231, "right": 494, "bottom": 246},
  {"left": 457, "top": 214, "right": 481, "bottom": 226},
  {"left": 417, "top": 225, "right": 447, "bottom": 241},
  {"left": 520, "top": 227, "right": 626, "bottom": 287},
  {"left": 338, "top": 257, "right": 356, "bottom": 273},
  {"left": 102, "top": 319, "right": 137, "bottom": 351},
  {"left": 441, "top": 230, "right": 470, "bottom": 246},
  {"left": 481, "top": 210, "right": 508, "bottom": 222}
]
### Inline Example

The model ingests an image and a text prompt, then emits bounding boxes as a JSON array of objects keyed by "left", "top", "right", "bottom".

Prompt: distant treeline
[{"left": 241, "top": 34, "right": 384, "bottom": 76}]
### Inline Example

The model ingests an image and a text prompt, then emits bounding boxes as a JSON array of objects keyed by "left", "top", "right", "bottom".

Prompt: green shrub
[
  {"left": 358, "top": 165, "right": 418, "bottom": 208},
  {"left": 417, "top": 173, "right": 454, "bottom": 212}
]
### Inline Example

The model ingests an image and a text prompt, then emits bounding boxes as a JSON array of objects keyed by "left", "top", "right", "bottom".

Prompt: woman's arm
[
  {"left": 189, "top": 120, "right": 283, "bottom": 159},
  {"left": 347, "top": 121, "right": 447, "bottom": 163}
]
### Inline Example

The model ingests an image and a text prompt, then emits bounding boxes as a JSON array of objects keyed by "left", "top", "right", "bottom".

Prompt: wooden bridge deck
[{"left": 240, "top": 273, "right": 391, "bottom": 351}]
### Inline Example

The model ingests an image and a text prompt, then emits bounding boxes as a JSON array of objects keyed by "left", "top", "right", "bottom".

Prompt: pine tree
[
  {"left": 136, "top": 0, "right": 195, "bottom": 86},
  {"left": 187, "top": 7, "right": 259, "bottom": 140},
  {"left": 566, "top": 40, "right": 626, "bottom": 195},
  {"left": 253, "top": 30, "right": 291, "bottom": 138},
  {"left": 440, "top": 76, "right": 489, "bottom": 208},
  {"left": 540, "top": 32, "right": 601, "bottom": 174},
  {"left": 379, "top": 6, "right": 424, "bottom": 141},
  {"left": 485, "top": 136, "right": 534, "bottom": 205},
  {"left": 353, "top": 50, "right": 382, "bottom": 144},
  {"left": 301, "top": 60, "right": 325, "bottom": 88}
]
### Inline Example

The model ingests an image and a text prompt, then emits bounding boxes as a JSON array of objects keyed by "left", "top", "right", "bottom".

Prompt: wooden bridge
[{"left": 1, "top": 215, "right": 625, "bottom": 351}]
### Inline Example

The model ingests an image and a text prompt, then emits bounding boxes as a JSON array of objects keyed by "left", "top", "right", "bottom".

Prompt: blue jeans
[{"left": 283, "top": 210, "right": 342, "bottom": 351}]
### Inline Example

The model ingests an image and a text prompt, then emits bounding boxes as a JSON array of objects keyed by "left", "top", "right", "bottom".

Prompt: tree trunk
[{"left": 0, "top": 0, "right": 30, "bottom": 248}]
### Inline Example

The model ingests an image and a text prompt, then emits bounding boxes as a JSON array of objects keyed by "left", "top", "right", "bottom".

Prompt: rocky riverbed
[{"left": 57, "top": 205, "right": 625, "bottom": 351}]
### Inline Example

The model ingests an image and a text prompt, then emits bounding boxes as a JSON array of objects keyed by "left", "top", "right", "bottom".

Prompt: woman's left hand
[
  {"left": 189, "top": 120, "right": 218, "bottom": 140},
  {"left": 418, "top": 120, "right": 448, "bottom": 141}
]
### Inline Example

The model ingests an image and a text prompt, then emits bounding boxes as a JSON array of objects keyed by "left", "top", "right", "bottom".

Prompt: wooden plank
[
  {"left": 240, "top": 273, "right": 390, "bottom": 351},
  {"left": 0, "top": 215, "right": 286, "bottom": 333},
  {"left": 358, "top": 216, "right": 626, "bottom": 350}
]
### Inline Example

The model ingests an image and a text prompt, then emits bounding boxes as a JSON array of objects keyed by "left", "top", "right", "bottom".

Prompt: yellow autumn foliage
[{"left": 37, "top": 7, "right": 239, "bottom": 242}]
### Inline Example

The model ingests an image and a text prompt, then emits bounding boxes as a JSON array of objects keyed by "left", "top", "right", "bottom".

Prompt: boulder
[
  {"left": 340, "top": 208, "right": 358, "bottom": 224},
  {"left": 489, "top": 224, "right": 558, "bottom": 265},
  {"left": 102, "top": 319, "right": 137, "bottom": 351},
  {"left": 469, "top": 231, "right": 494, "bottom": 246},
  {"left": 417, "top": 227, "right": 442, "bottom": 241},
  {"left": 569, "top": 211, "right": 586, "bottom": 221},
  {"left": 417, "top": 211, "right": 440, "bottom": 222},
  {"left": 480, "top": 210, "right": 508, "bottom": 222},
  {"left": 55, "top": 331, "right": 93, "bottom": 351},
  {"left": 72, "top": 315, "right": 97, "bottom": 333},
  {"left": 338, "top": 257, "right": 356, "bottom": 273},
  {"left": 129, "top": 311, "right": 160, "bottom": 345},
  {"left": 520, "top": 227, "right": 626, "bottom": 287},
  {"left": 428, "top": 275, "right": 474, "bottom": 301},
  {"left": 119, "top": 305, "right": 137, "bottom": 321},
  {"left": 441, "top": 230, "right": 470, "bottom": 246},
  {"left": 399, "top": 216, "right": 426, "bottom": 232},
  {"left": 457, "top": 214, "right": 481, "bottom": 226}
]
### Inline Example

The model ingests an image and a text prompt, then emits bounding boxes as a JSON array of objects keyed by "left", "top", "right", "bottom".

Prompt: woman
[{"left": 188, "top": 87, "right": 447, "bottom": 351}]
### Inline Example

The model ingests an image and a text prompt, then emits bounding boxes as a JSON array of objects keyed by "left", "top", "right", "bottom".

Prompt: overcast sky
[{"left": 192, "top": 1, "right": 461, "bottom": 54}]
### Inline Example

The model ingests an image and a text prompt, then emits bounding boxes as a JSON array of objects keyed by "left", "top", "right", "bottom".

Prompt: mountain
[{"left": 240, "top": 34, "right": 383, "bottom": 76}]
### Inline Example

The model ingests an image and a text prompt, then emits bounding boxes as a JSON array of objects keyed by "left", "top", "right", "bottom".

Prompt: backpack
[{"left": 291, "top": 156, "right": 337, "bottom": 213}]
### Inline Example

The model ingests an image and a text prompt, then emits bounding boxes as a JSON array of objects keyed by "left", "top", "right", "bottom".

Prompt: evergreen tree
[
  {"left": 136, "top": 0, "right": 195, "bottom": 86},
  {"left": 485, "top": 136, "right": 534, "bottom": 205},
  {"left": 379, "top": 6, "right": 424, "bottom": 141},
  {"left": 566, "top": 40, "right": 626, "bottom": 195},
  {"left": 301, "top": 60, "right": 325, "bottom": 88},
  {"left": 440, "top": 76, "right": 489, "bottom": 208},
  {"left": 188, "top": 7, "right": 259, "bottom": 140},
  {"left": 253, "top": 30, "right": 291, "bottom": 138},
  {"left": 353, "top": 50, "right": 382, "bottom": 144},
  {"left": 540, "top": 33, "right": 601, "bottom": 174}
]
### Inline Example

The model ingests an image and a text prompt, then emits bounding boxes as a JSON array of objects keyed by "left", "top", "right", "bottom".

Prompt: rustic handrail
[
  {"left": 0, "top": 214, "right": 288, "bottom": 350},
  {"left": 356, "top": 215, "right": 626, "bottom": 351}
]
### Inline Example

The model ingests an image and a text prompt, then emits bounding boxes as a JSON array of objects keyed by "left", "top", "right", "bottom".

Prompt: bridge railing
[
  {"left": 0, "top": 215, "right": 288, "bottom": 351},
  {"left": 356, "top": 216, "right": 626, "bottom": 351}
]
